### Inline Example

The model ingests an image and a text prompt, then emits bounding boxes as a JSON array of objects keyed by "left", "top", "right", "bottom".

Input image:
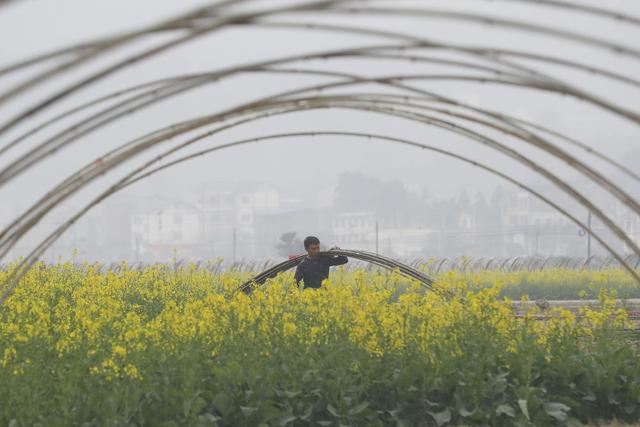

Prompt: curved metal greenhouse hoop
[
  {"left": 317, "top": 6, "right": 640, "bottom": 59},
  {"left": 472, "top": 258, "right": 486, "bottom": 271},
  {"left": 459, "top": 257, "right": 473, "bottom": 272},
  {"left": 0, "top": 61, "right": 542, "bottom": 179},
  {"left": 2, "top": 101, "right": 635, "bottom": 310},
  {"left": 538, "top": 257, "right": 550, "bottom": 271},
  {"left": 1, "top": 1, "right": 640, "bottom": 300},
  {"left": 582, "top": 255, "right": 597, "bottom": 270},
  {"left": 504, "top": 0, "right": 640, "bottom": 25},
  {"left": 2, "top": 67, "right": 638, "bottom": 270},
  {"left": 0, "top": 0, "right": 347, "bottom": 132},
  {"left": 3, "top": 64, "right": 636, "bottom": 280},
  {"left": 434, "top": 258, "right": 448, "bottom": 274},
  {"left": 2, "top": 92, "right": 638, "bottom": 270},
  {"left": 4, "top": 60, "right": 638, "bottom": 193},
  {"left": 484, "top": 258, "right": 495, "bottom": 271},
  {"left": 252, "top": 20, "right": 640, "bottom": 122},
  {"left": 569, "top": 258, "right": 583, "bottom": 269},
  {"left": 6, "top": 40, "right": 639, "bottom": 190},
  {"left": 1, "top": 0, "right": 640, "bottom": 136},
  {"left": 2, "top": 130, "right": 639, "bottom": 303}
]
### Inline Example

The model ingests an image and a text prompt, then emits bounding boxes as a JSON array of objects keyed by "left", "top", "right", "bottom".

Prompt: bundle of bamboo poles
[{"left": 238, "top": 248, "right": 435, "bottom": 294}]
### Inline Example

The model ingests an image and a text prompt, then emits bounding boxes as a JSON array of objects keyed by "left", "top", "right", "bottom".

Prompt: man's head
[{"left": 303, "top": 235, "right": 321, "bottom": 259}]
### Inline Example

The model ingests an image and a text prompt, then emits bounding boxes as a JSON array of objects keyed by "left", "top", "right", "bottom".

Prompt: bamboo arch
[
  {"left": 237, "top": 249, "right": 436, "bottom": 295},
  {"left": 1, "top": 0, "right": 639, "bottom": 301},
  {"left": 1, "top": 128, "right": 639, "bottom": 303}
]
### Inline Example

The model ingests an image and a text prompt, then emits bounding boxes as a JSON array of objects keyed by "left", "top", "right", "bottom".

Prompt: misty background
[{"left": 0, "top": 0, "right": 639, "bottom": 263}]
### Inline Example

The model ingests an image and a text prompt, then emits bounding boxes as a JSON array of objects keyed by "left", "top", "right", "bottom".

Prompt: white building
[
  {"left": 131, "top": 205, "right": 202, "bottom": 261},
  {"left": 331, "top": 212, "right": 377, "bottom": 249},
  {"left": 199, "top": 182, "right": 280, "bottom": 260},
  {"left": 379, "top": 228, "right": 432, "bottom": 258},
  {"left": 331, "top": 211, "right": 433, "bottom": 257}
]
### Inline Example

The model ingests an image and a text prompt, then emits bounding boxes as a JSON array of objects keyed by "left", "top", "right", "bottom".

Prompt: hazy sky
[{"left": 1, "top": 0, "right": 639, "bottom": 225}]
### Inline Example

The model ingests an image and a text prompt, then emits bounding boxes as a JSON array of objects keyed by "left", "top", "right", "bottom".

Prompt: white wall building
[
  {"left": 379, "top": 228, "right": 432, "bottom": 258},
  {"left": 131, "top": 205, "right": 202, "bottom": 261},
  {"left": 199, "top": 182, "right": 280, "bottom": 260},
  {"left": 331, "top": 212, "right": 377, "bottom": 250}
]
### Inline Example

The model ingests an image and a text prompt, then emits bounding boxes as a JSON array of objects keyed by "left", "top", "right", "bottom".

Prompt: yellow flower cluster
[
  {"left": 450, "top": 267, "right": 639, "bottom": 300},
  {"left": 0, "top": 262, "right": 632, "bottom": 384}
]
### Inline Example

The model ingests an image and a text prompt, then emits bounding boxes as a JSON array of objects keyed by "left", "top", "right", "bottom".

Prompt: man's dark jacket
[{"left": 294, "top": 254, "right": 348, "bottom": 289}]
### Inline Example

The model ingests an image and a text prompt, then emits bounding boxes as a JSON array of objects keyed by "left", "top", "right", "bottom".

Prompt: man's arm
[
  {"left": 326, "top": 246, "right": 348, "bottom": 266},
  {"left": 327, "top": 255, "right": 348, "bottom": 266}
]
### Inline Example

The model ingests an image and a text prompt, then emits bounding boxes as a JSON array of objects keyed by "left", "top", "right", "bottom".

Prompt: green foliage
[
  {"left": 448, "top": 268, "right": 640, "bottom": 300},
  {"left": 0, "top": 264, "right": 638, "bottom": 425}
]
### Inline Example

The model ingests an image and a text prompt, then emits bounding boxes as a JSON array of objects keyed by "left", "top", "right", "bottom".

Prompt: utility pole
[
  {"left": 375, "top": 220, "right": 379, "bottom": 254},
  {"left": 535, "top": 226, "right": 540, "bottom": 255},
  {"left": 587, "top": 211, "right": 592, "bottom": 258},
  {"left": 232, "top": 227, "right": 237, "bottom": 264}
]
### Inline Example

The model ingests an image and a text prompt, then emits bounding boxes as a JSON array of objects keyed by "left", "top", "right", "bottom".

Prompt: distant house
[
  {"left": 331, "top": 212, "right": 376, "bottom": 249},
  {"left": 198, "top": 182, "right": 280, "bottom": 260},
  {"left": 131, "top": 205, "right": 202, "bottom": 261}
]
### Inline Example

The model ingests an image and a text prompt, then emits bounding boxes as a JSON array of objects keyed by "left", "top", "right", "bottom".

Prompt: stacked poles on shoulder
[{"left": 238, "top": 249, "right": 435, "bottom": 294}]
